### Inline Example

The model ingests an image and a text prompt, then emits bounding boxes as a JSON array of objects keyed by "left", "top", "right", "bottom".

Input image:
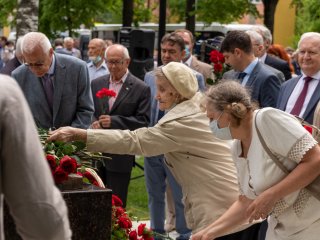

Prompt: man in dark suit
[
  {"left": 91, "top": 44, "right": 151, "bottom": 207},
  {"left": 0, "top": 37, "right": 23, "bottom": 76},
  {"left": 221, "top": 30, "right": 281, "bottom": 108},
  {"left": 277, "top": 32, "right": 320, "bottom": 124},
  {"left": 253, "top": 25, "right": 292, "bottom": 80},
  {"left": 12, "top": 32, "right": 94, "bottom": 129},
  {"left": 246, "top": 30, "right": 285, "bottom": 83}
]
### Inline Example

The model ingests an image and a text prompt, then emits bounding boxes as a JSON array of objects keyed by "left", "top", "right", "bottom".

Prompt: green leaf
[
  {"left": 62, "top": 143, "right": 76, "bottom": 155},
  {"left": 72, "top": 141, "right": 86, "bottom": 151}
]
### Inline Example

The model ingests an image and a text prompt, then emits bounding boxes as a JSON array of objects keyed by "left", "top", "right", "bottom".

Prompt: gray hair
[
  {"left": 105, "top": 44, "right": 130, "bottom": 60},
  {"left": 64, "top": 37, "right": 74, "bottom": 44},
  {"left": 246, "top": 30, "right": 264, "bottom": 45},
  {"left": 251, "top": 25, "right": 272, "bottom": 44},
  {"left": 21, "top": 32, "right": 52, "bottom": 55},
  {"left": 298, "top": 32, "right": 320, "bottom": 48}
]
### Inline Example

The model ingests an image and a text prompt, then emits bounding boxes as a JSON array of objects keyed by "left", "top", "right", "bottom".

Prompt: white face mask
[
  {"left": 209, "top": 112, "right": 233, "bottom": 140},
  {"left": 89, "top": 55, "right": 102, "bottom": 64}
]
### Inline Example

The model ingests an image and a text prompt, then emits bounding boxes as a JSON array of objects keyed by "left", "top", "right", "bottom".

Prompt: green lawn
[{"left": 126, "top": 156, "right": 150, "bottom": 220}]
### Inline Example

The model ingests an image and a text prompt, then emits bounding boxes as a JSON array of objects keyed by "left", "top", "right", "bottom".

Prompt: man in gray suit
[
  {"left": 91, "top": 44, "right": 151, "bottom": 208},
  {"left": 12, "top": 32, "right": 94, "bottom": 129},
  {"left": 221, "top": 30, "right": 281, "bottom": 108}
]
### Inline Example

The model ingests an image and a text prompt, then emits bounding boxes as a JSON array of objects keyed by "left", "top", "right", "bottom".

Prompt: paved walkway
[{"left": 132, "top": 220, "right": 179, "bottom": 239}]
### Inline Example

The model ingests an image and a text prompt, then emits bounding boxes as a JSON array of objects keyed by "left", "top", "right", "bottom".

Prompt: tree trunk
[
  {"left": 185, "top": 0, "right": 195, "bottom": 36},
  {"left": 122, "top": 0, "right": 133, "bottom": 27},
  {"left": 157, "top": 0, "right": 166, "bottom": 66},
  {"left": 263, "top": 0, "right": 278, "bottom": 36},
  {"left": 16, "top": 0, "right": 39, "bottom": 37}
]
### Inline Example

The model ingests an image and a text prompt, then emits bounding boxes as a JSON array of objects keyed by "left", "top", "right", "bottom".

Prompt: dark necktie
[
  {"left": 238, "top": 72, "right": 247, "bottom": 83},
  {"left": 42, "top": 74, "right": 54, "bottom": 110},
  {"left": 290, "top": 76, "right": 313, "bottom": 116}
]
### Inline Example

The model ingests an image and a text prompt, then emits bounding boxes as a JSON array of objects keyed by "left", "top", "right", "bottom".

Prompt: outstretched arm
[{"left": 48, "top": 126, "right": 87, "bottom": 143}]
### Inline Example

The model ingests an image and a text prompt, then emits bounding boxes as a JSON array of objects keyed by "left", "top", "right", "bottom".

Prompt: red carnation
[
  {"left": 117, "top": 216, "right": 132, "bottom": 229},
  {"left": 214, "top": 63, "right": 223, "bottom": 73},
  {"left": 210, "top": 50, "right": 219, "bottom": 63},
  {"left": 137, "top": 223, "right": 146, "bottom": 236},
  {"left": 60, "top": 155, "right": 77, "bottom": 174},
  {"left": 112, "top": 194, "right": 123, "bottom": 207},
  {"left": 129, "top": 230, "right": 138, "bottom": 240},
  {"left": 46, "top": 154, "right": 57, "bottom": 172},
  {"left": 96, "top": 88, "right": 117, "bottom": 99},
  {"left": 115, "top": 207, "right": 125, "bottom": 217},
  {"left": 53, "top": 167, "right": 68, "bottom": 184}
]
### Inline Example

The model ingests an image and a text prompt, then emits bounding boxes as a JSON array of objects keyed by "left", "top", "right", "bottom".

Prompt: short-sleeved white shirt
[{"left": 232, "top": 108, "right": 320, "bottom": 240}]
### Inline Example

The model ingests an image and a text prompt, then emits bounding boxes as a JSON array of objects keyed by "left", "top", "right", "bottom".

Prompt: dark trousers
[
  {"left": 216, "top": 222, "right": 265, "bottom": 240},
  {"left": 98, "top": 165, "right": 131, "bottom": 208}
]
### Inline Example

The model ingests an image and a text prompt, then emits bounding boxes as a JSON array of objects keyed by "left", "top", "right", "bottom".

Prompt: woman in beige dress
[{"left": 47, "top": 62, "right": 261, "bottom": 239}]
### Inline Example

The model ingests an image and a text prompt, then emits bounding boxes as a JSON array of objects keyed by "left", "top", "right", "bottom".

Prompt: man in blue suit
[
  {"left": 277, "top": 32, "right": 320, "bottom": 124},
  {"left": 144, "top": 33, "right": 205, "bottom": 240},
  {"left": 221, "top": 30, "right": 281, "bottom": 108},
  {"left": 12, "top": 32, "right": 94, "bottom": 129}
]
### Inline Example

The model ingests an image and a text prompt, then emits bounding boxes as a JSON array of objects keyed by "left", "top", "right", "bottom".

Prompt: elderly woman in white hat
[{"left": 47, "top": 62, "right": 261, "bottom": 238}]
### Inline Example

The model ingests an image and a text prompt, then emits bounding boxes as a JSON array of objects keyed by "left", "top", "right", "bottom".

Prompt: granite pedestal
[{"left": 4, "top": 184, "right": 112, "bottom": 240}]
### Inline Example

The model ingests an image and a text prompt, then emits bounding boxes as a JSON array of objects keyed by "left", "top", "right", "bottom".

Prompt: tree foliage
[
  {"left": 193, "top": 0, "right": 259, "bottom": 24},
  {"left": 293, "top": 0, "right": 320, "bottom": 35},
  {"left": 133, "top": 0, "right": 152, "bottom": 26},
  {"left": 39, "top": 0, "right": 112, "bottom": 38},
  {"left": 0, "top": 0, "right": 16, "bottom": 27}
]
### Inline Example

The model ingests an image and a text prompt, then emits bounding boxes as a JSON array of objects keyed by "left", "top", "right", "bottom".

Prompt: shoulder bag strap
[
  {"left": 254, "top": 110, "right": 289, "bottom": 174},
  {"left": 255, "top": 110, "right": 320, "bottom": 201}
]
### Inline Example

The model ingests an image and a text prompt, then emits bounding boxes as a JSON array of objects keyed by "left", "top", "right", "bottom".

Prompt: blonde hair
[{"left": 206, "top": 81, "right": 254, "bottom": 124}]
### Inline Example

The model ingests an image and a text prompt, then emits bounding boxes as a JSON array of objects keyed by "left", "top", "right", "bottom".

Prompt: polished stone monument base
[{"left": 4, "top": 184, "right": 112, "bottom": 240}]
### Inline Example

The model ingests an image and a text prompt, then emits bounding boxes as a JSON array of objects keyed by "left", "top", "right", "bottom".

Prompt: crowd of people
[{"left": 0, "top": 24, "right": 319, "bottom": 240}]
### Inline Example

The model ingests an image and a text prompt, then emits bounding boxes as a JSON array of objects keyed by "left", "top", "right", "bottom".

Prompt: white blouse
[{"left": 232, "top": 108, "right": 320, "bottom": 240}]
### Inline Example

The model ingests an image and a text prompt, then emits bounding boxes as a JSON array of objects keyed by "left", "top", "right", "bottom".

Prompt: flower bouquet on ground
[
  {"left": 207, "top": 49, "right": 230, "bottom": 85},
  {"left": 39, "top": 128, "right": 109, "bottom": 189},
  {"left": 111, "top": 194, "right": 173, "bottom": 240},
  {"left": 96, "top": 88, "right": 117, "bottom": 114}
]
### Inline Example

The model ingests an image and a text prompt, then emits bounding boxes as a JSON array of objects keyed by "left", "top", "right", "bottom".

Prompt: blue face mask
[
  {"left": 185, "top": 45, "right": 191, "bottom": 59},
  {"left": 209, "top": 112, "right": 233, "bottom": 140},
  {"left": 89, "top": 55, "right": 102, "bottom": 64}
]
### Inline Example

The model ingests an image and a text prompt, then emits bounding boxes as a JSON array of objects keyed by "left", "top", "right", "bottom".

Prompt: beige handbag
[{"left": 255, "top": 111, "right": 320, "bottom": 202}]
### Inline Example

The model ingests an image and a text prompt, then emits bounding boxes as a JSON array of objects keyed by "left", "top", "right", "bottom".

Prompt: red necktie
[{"left": 290, "top": 76, "right": 313, "bottom": 116}]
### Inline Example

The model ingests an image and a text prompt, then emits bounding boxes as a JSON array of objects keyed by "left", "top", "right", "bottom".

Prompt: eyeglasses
[
  {"left": 106, "top": 60, "right": 124, "bottom": 66},
  {"left": 24, "top": 62, "right": 45, "bottom": 68}
]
